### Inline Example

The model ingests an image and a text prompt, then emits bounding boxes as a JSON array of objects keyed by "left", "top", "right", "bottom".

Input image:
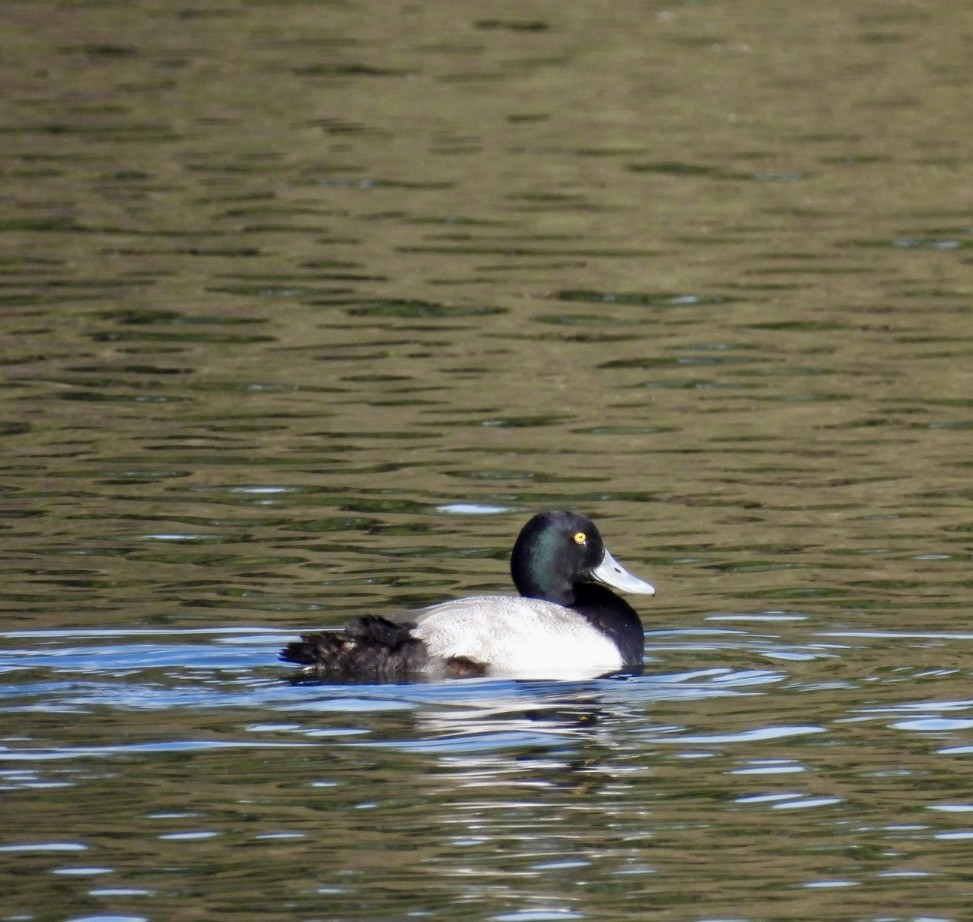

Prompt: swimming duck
[{"left": 280, "top": 510, "right": 656, "bottom": 682}]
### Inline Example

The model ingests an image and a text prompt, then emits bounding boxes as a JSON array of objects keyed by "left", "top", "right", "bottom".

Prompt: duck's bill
[{"left": 592, "top": 549, "right": 656, "bottom": 596}]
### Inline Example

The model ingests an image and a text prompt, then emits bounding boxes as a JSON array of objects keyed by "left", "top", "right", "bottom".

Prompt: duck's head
[{"left": 510, "top": 510, "right": 656, "bottom": 606}]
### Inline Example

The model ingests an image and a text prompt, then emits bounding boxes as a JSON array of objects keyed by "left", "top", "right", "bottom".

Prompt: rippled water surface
[{"left": 2, "top": 1, "right": 972, "bottom": 919}]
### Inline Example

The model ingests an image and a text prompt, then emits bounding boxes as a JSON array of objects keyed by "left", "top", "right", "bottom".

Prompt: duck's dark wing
[{"left": 279, "top": 616, "right": 485, "bottom": 684}]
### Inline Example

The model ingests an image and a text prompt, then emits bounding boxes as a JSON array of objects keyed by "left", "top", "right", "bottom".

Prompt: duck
[{"left": 280, "top": 510, "right": 656, "bottom": 683}]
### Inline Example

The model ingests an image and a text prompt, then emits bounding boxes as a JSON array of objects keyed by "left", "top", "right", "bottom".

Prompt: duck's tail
[
  {"left": 279, "top": 616, "right": 425, "bottom": 681},
  {"left": 280, "top": 616, "right": 486, "bottom": 683}
]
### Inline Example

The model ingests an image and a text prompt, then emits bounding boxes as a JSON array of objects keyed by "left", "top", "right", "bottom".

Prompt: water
[{"left": 2, "top": 0, "right": 972, "bottom": 919}]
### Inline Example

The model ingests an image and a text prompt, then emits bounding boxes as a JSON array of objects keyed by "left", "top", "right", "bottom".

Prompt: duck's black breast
[{"left": 571, "top": 584, "right": 645, "bottom": 666}]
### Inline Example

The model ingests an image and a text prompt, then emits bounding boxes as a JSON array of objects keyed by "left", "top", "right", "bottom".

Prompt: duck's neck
[{"left": 513, "top": 556, "right": 576, "bottom": 604}]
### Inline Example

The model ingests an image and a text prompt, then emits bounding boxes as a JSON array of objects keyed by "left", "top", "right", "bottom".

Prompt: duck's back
[{"left": 413, "top": 595, "right": 627, "bottom": 679}]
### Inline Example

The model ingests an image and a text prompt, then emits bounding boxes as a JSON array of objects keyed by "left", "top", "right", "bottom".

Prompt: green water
[{"left": 1, "top": 1, "right": 972, "bottom": 919}]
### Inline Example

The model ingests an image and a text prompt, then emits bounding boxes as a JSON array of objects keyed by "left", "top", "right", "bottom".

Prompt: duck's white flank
[{"left": 412, "top": 595, "right": 626, "bottom": 679}]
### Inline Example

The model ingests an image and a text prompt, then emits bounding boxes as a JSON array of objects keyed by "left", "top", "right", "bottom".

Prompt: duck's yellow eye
[{"left": 573, "top": 531, "right": 587, "bottom": 545}]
